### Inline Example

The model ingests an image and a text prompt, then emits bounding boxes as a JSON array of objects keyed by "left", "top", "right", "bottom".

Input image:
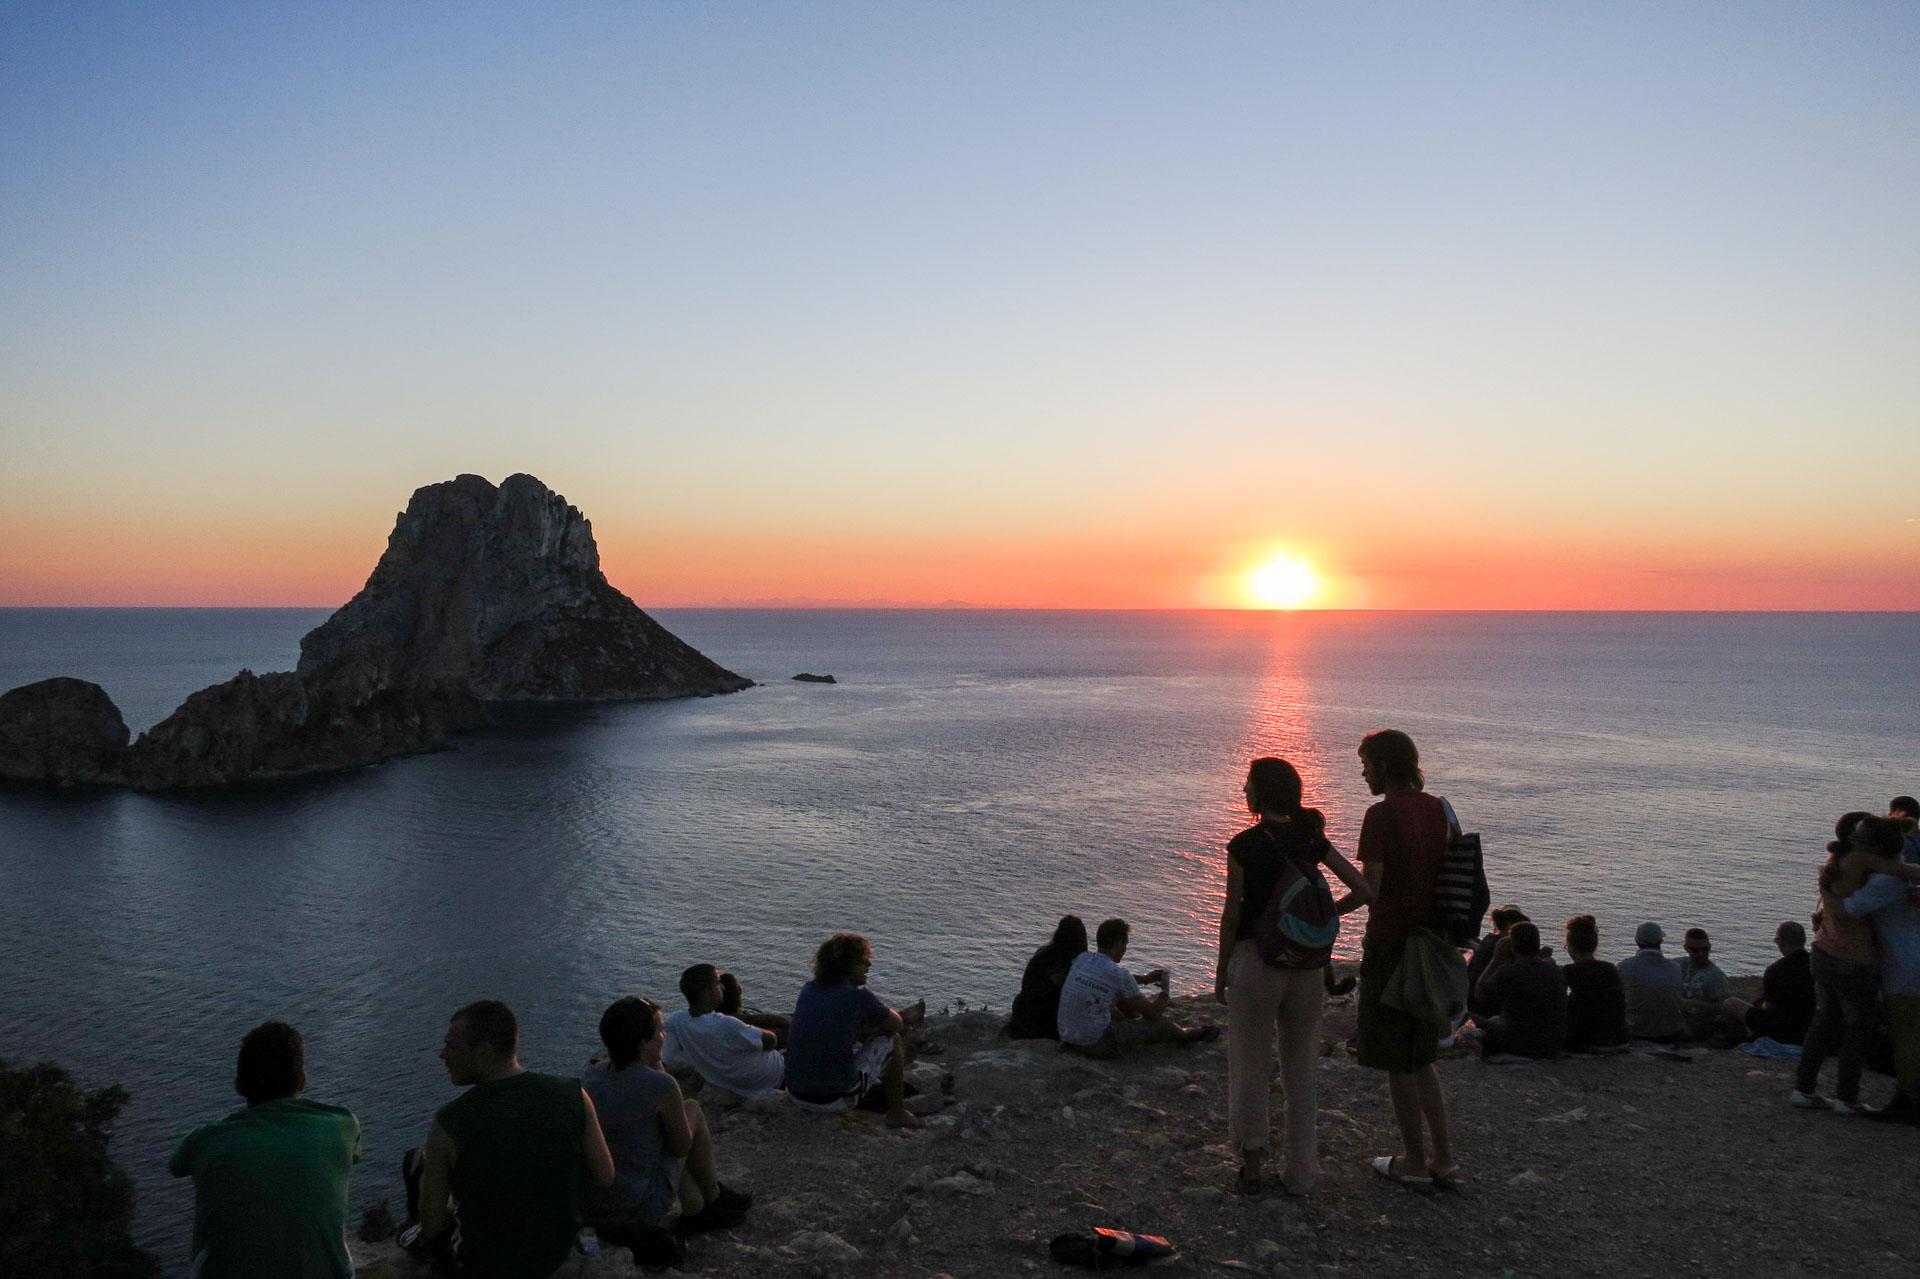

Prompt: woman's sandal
[
  {"left": 1428, "top": 1164, "right": 1464, "bottom": 1191},
  {"left": 1369, "top": 1155, "right": 1432, "bottom": 1187}
]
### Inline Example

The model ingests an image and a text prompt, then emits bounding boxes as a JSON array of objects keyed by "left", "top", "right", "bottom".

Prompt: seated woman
[
  {"left": 583, "top": 997, "right": 751, "bottom": 1248},
  {"left": 1474, "top": 922, "right": 1568, "bottom": 1059},
  {"left": 1006, "top": 915, "right": 1088, "bottom": 1040},
  {"left": 1561, "top": 915, "right": 1629, "bottom": 1051},
  {"left": 784, "top": 932, "right": 927, "bottom": 1127}
]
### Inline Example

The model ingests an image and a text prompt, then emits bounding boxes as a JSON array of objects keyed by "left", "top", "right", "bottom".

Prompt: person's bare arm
[
  {"left": 1325, "top": 848, "right": 1374, "bottom": 916},
  {"left": 1216, "top": 854, "right": 1243, "bottom": 1003},
  {"left": 420, "top": 1121, "right": 456, "bottom": 1238},
  {"left": 655, "top": 1082, "right": 694, "bottom": 1159},
  {"left": 760, "top": 1029, "right": 779, "bottom": 1051},
  {"left": 581, "top": 1091, "right": 615, "bottom": 1189}
]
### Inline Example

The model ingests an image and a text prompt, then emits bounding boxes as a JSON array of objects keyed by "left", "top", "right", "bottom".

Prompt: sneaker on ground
[
  {"left": 1789, "top": 1090, "right": 1830, "bottom": 1110},
  {"left": 1828, "top": 1098, "right": 1862, "bottom": 1116}
]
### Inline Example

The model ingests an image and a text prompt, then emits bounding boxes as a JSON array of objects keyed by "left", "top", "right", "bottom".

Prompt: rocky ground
[{"left": 353, "top": 989, "right": 1920, "bottom": 1278}]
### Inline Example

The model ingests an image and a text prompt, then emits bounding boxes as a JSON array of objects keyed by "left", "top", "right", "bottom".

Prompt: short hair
[
  {"left": 1358, "top": 729, "right": 1424, "bottom": 791},
  {"left": 1634, "top": 921, "right": 1664, "bottom": 948},
  {"left": 679, "top": 963, "right": 719, "bottom": 1007},
  {"left": 234, "top": 1020, "right": 303, "bottom": 1106},
  {"left": 1510, "top": 921, "right": 1542, "bottom": 957},
  {"left": 1095, "top": 918, "right": 1130, "bottom": 952},
  {"left": 813, "top": 933, "right": 872, "bottom": 986},
  {"left": 451, "top": 999, "right": 519, "bottom": 1056},
  {"left": 598, "top": 996, "right": 661, "bottom": 1069},
  {"left": 1891, "top": 796, "right": 1919, "bottom": 820},
  {"left": 1565, "top": 914, "right": 1599, "bottom": 954},
  {"left": 1775, "top": 920, "right": 1807, "bottom": 949},
  {"left": 1491, "top": 905, "right": 1528, "bottom": 932},
  {"left": 1683, "top": 928, "right": 1709, "bottom": 945}
]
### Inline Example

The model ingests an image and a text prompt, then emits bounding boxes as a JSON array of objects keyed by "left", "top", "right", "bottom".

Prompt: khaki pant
[{"left": 1226, "top": 940, "right": 1325, "bottom": 1184}]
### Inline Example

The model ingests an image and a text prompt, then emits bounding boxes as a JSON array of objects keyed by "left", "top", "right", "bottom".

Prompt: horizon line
[{"left": 4, "top": 604, "right": 1919, "bottom": 616}]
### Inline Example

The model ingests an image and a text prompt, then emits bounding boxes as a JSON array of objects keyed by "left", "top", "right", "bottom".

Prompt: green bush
[{"left": 0, "top": 1058, "right": 160, "bottom": 1278}]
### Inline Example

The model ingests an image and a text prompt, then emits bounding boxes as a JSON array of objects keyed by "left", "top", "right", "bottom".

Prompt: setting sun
[{"left": 1244, "top": 554, "right": 1321, "bottom": 609}]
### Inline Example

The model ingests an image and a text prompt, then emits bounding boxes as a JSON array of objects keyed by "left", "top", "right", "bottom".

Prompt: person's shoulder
[
  {"left": 281, "top": 1097, "right": 359, "bottom": 1127},
  {"left": 666, "top": 1009, "right": 693, "bottom": 1029},
  {"left": 1227, "top": 824, "right": 1266, "bottom": 855}
]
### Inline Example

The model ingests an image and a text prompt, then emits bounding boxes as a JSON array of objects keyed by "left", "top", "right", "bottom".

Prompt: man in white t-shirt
[
  {"left": 1057, "top": 919, "right": 1217, "bottom": 1056},
  {"left": 663, "top": 964, "right": 787, "bottom": 1100}
]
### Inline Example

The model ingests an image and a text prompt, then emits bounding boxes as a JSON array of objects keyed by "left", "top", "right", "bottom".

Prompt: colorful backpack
[{"left": 1252, "top": 825, "right": 1339, "bottom": 969}]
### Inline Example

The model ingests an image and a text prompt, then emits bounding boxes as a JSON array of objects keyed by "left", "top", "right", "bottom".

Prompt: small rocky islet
[{"left": 0, "top": 473, "right": 750, "bottom": 790}]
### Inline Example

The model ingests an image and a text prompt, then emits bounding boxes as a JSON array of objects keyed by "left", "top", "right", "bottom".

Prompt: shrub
[{"left": 0, "top": 1058, "right": 160, "bottom": 1277}]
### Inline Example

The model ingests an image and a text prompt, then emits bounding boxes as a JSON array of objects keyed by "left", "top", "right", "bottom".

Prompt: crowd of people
[{"left": 165, "top": 732, "right": 1920, "bottom": 1275}]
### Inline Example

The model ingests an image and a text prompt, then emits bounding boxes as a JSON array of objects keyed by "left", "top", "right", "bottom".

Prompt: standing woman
[
  {"left": 1214, "top": 756, "right": 1372, "bottom": 1196},
  {"left": 1353, "top": 729, "right": 1460, "bottom": 1187}
]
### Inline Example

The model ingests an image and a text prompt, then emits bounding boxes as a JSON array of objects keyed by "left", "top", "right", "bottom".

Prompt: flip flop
[
  {"left": 1428, "top": 1165, "right": 1464, "bottom": 1191},
  {"left": 1370, "top": 1155, "right": 1432, "bottom": 1187}
]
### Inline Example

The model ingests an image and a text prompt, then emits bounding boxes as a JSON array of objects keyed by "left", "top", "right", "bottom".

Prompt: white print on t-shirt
[{"left": 1057, "top": 952, "right": 1143, "bottom": 1046}]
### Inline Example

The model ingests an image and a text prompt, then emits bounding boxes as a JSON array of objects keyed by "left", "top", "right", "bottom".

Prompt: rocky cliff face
[
  {"left": 0, "top": 474, "right": 749, "bottom": 790},
  {"left": 298, "top": 473, "right": 749, "bottom": 703}
]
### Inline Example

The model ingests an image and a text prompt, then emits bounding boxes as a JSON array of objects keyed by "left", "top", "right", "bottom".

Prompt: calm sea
[{"left": 2, "top": 607, "right": 1916, "bottom": 1263}]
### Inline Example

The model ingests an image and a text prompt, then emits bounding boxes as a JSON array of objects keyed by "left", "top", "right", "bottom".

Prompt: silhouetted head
[
  {"left": 1096, "top": 918, "right": 1130, "bottom": 959},
  {"left": 1565, "top": 914, "right": 1599, "bottom": 957},
  {"left": 1634, "top": 922, "right": 1664, "bottom": 950},
  {"left": 599, "top": 996, "right": 662, "bottom": 1069},
  {"left": 679, "top": 963, "right": 722, "bottom": 1013},
  {"left": 1890, "top": 796, "right": 1919, "bottom": 821},
  {"left": 234, "top": 1020, "right": 305, "bottom": 1106},
  {"left": 1820, "top": 811, "right": 1876, "bottom": 891},
  {"left": 1491, "top": 905, "right": 1529, "bottom": 934},
  {"left": 1682, "top": 928, "right": 1712, "bottom": 966},
  {"left": 441, "top": 999, "right": 519, "bottom": 1086},
  {"left": 1775, "top": 920, "right": 1807, "bottom": 954},
  {"left": 1510, "top": 922, "right": 1542, "bottom": 958},
  {"left": 1358, "top": 729, "right": 1423, "bottom": 794},
  {"left": 1047, "top": 915, "right": 1089, "bottom": 956},
  {"left": 1245, "top": 757, "right": 1327, "bottom": 840},
  {"left": 813, "top": 933, "right": 873, "bottom": 986},
  {"left": 1850, "top": 815, "right": 1904, "bottom": 858}
]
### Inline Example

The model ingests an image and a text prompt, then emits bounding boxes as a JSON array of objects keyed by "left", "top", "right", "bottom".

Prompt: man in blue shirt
[{"left": 1846, "top": 825, "right": 1920, "bottom": 1123}]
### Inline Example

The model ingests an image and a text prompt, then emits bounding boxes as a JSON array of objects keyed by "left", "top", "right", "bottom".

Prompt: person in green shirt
[
  {"left": 419, "top": 998, "right": 617, "bottom": 1279},
  {"left": 168, "top": 1020, "right": 361, "bottom": 1279}
]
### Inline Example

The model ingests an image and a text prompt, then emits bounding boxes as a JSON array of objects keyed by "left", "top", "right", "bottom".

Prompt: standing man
[
  {"left": 418, "top": 999, "right": 616, "bottom": 1278},
  {"left": 1849, "top": 814, "right": 1920, "bottom": 1123},
  {"left": 169, "top": 1021, "right": 361, "bottom": 1278},
  {"left": 1891, "top": 796, "right": 1920, "bottom": 862}
]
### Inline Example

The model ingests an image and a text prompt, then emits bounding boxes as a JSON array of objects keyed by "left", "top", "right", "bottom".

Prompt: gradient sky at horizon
[{"left": 3, "top": 3, "right": 1917, "bottom": 608}]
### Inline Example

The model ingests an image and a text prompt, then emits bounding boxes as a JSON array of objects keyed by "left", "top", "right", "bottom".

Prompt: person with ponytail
[
  {"left": 1792, "top": 813, "right": 1919, "bottom": 1112},
  {"left": 1214, "top": 756, "right": 1371, "bottom": 1196}
]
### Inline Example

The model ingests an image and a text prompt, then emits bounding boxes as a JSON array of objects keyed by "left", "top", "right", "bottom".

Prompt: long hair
[
  {"left": 1358, "top": 729, "right": 1424, "bottom": 791},
  {"left": 1044, "top": 914, "right": 1088, "bottom": 958},
  {"left": 1819, "top": 811, "right": 1873, "bottom": 892},
  {"left": 1246, "top": 756, "right": 1327, "bottom": 841},
  {"left": 813, "top": 932, "right": 873, "bottom": 986}
]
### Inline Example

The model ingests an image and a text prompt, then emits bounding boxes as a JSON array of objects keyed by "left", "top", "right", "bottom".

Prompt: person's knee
[{"left": 683, "top": 1098, "right": 707, "bottom": 1128}]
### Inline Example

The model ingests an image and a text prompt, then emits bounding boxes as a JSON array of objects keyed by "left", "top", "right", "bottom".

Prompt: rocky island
[{"left": 0, "top": 473, "right": 750, "bottom": 790}]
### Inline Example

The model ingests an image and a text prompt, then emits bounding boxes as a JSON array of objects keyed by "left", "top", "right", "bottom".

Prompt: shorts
[
  {"left": 1356, "top": 936, "right": 1440, "bottom": 1073},
  {"left": 790, "top": 1035, "right": 899, "bottom": 1113}
]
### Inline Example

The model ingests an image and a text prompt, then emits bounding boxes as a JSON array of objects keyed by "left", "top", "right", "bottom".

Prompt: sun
[{"left": 1244, "top": 554, "right": 1321, "bottom": 609}]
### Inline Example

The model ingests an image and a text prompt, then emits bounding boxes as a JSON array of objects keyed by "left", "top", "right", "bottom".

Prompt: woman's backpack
[{"left": 1252, "top": 825, "right": 1339, "bottom": 969}]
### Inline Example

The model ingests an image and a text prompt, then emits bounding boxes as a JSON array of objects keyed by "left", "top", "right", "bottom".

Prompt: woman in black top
[
  {"left": 1006, "top": 916, "right": 1088, "bottom": 1039},
  {"left": 1214, "top": 757, "right": 1371, "bottom": 1195}
]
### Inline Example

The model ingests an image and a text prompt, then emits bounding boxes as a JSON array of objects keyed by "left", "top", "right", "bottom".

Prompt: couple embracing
[{"left": 1213, "top": 728, "right": 1462, "bottom": 1196}]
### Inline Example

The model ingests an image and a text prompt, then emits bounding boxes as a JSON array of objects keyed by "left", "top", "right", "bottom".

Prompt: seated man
[
  {"left": 169, "top": 1021, "right": 361, "bottom": 1279},
  {"left": 1719, "top": 921, "right": 1815, "bottom": 1045},
  {"left": 1676, "top": 927, "right": 1731, "bottom": 1040},
  {"left": 784, "top": 932, "right": 926, "bottom": 1126},
  {"left": 418, "top": 999, "right": 617, "bottom": 1279},
  {"left": 717, "top": 971, "right": 792, "bottom": 1044},
  {"left": 586, "top": 996, "right": 751, "bottom": 1247},
  {"left": 1618, "top": 922, "right": 1687, "bottom": 1043},
  {"left": 1057, "top": 918, "right": 1217, "bottom": 1057},
  {"left": 1472, "top": 922, "right": 1567, "bottom": 1059},
  {"left": 663, "top": 964, "right": 787, "bottom": 1101}
]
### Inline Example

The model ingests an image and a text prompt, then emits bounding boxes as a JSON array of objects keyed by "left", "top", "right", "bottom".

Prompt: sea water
[{"left": 2, "top": 607, "right": 1916, "bottom": 1261}]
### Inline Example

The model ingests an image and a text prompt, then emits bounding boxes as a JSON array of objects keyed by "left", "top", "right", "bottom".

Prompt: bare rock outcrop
[
  {"left": 0, "top": 677, "right": 130, "bottom": 785},
  {"left": 298, "top": 473, "right": 749, "bottom": 703},
  {"left": 2, "top": 473, "right": 748, "bottom": 790}
]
